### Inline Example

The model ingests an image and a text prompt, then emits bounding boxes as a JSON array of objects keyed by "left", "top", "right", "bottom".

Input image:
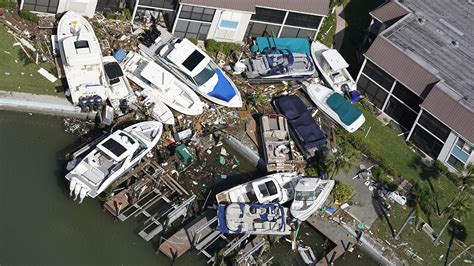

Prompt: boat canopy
[
  {"left": 326, "top": 94, "right": 362, "bottom": 126},
  {"left": 255, "top": 37, "right": 311, "bottom": 55},
  {"left": 321, "top": 49, "right": 349, "bottom": 71},
  {"left": 207, "top": 69, "right": 236, "bottom": 102}
]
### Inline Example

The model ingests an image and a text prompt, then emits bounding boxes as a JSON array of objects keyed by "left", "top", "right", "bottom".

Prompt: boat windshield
[
  {"left": 193, "top": 64, "right": 215, "bottom": 86},
  {"left": 295, "top": 190, "right": 316, "bottom": 201},
  {"left": 258, "top": 181, "right": 278, "bottom": 198}
]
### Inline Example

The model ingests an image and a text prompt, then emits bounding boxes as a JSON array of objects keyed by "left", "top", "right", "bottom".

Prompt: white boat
[
  {"left": 141, "top": 89, "right": 175, "bottom": 125},
  {"left": 121, "top": 51, "right": 203, "bottom": 116},
  {"left": 143, "top": 37, "right": 242, "bottom": 108},
  {"left": 304, "top": 83, "right": 365, "bottom": 133},
  {"left": 311, "top": 41, "right": 358, "bottom": 98},
  {"left": 298, "top": 245, "right": 317, "bottom": 265},
  {"left": 215, "top": 172, "right": 300, "bottom": 204},
  {"left": 65, "top": 121, "right": 163, "bottom": 203},
  {"left": 103, "top": 56, "right": 137, "bottom": 113},
  {"left": 260, "top": 114, "right": 295, "bottom": 172},
  {"left": 57, "top": 11, "right": 108, "bottom": 106},
  {"left": 290, "top": 178, "right": 335, "bottom": 221},
  {"left": 217, "top": 203, "right": 292, "bottom": 235}
]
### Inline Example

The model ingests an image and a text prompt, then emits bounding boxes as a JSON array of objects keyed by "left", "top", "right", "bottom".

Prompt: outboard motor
[
  {"left": 119, "top": 99, "right": 129, "bottom": 113},
  {"left": 341, "top": 83, "right": 351, "bottom": 98}
]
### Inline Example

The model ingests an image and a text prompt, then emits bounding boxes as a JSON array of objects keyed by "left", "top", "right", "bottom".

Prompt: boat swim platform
[
  {"left": 306, "top": 214, "right": 356, "bottom": 266},
  {"left": 158, "top": 209, "right": 219, "bottom": 260}
]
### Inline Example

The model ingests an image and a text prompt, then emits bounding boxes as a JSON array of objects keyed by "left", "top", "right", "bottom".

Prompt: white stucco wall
[
  {"left": 57, "top": 0, "right": 98, "bottom": 18},
  {"left": 438, "top": 132, "right": 474, "bottom": 171},
  {"left": 207, "top": 9, "right": 252, "bottom": 43}
]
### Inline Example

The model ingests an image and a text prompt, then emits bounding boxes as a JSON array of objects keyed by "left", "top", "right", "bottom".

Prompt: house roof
[
  {"left": 364, "top": 37, "right": 439, "bottom": 97},
  {"left": 422, "top": 85, "right": 474, "bottom": 144},
  {"left": 382, "top": 0, "right": 474, "bottom": 111},
  {"left": 180, "top": 0, "right": 329, "bottom": 15},
  {"left": 369, "top": 0, "right": 409, "bottom": 26}
]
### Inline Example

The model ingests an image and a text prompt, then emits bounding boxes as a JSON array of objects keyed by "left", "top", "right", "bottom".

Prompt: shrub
[
  {"left": 332, "top": 182, "right": 355, "bottom": 203},
  {"left": 433, "top": 160, "right": 449, "bottom": 176},
  {"left": 446, "top": 171, "right": 460, "bottom": 186},
  {"left": 19, "top": 10, "right": 39, "bottom": 23},
  {"left": 122, "top": 8, "right": 131, "bottom": 20},
  {"left": 0, "top": 0, "right": 12, "bottom": 9},
  {"left": 204, "top": 39, "right": 241, "bottom": 57},
  {"left": 187, "top": 38, "right": 198, "bottom": 45}
]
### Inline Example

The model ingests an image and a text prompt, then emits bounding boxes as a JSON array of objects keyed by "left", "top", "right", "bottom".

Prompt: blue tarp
[
  {"left": 326, "top": 93, "right": 363, "bottom": 126},
  {"left": 113, "top": 49, "right": 126, "bottom": 63},
  {"left": 208, "top": 69, "right": 236, "bottom": 102},
  {"left": 255, "top": 37, "right": 311, "bottom": 55}
]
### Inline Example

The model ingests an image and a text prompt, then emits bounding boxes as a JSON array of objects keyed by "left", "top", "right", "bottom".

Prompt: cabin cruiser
[
  {"left": 304, "top": 83, "right": 365, "bottom": 133},
  {"left": 121, "top": 51, "right": 203, "bottom": 116},
  {"left": 215, "top": 172, "right": 300, "bottom": 204},
  {"left": 103, "top": 56, "right": 137, "bottom": 114},
  {"left": 260, "top": 114, "right": 295, "bottom": 172},
  {"left": 142, "top": 37, "right": 242, "bottom": 108},
  {"left": 290, "top": 178, "right": 335, "bottom": 221},
  {"left": 241, "top": 48, "right": 315, "bottom": 81},
  {"left": 65, "top": 121, "right": 162, "bottom": 203},
  {"left": 311, "top": 41, "right": 361, "bottom": 102},
  {"left": 217, "top": 203, "right": 292, "bottom": 235},
  {"left": 57, "top": 11, "right": 107, "bottom": 106}
]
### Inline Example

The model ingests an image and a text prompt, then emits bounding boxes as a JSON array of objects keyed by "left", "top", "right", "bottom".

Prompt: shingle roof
[
  {"left": 422, "top": 85, "right": 474, "bottom": 144},
  {"left": 180, "top": 0, "right": 256, "bottom": 13},
  {"left": 180, "top": 0, "right": 330, "bottom": 15},
  {"left": 369, "top": 0, "right": 409, "bottom": 26},
  {"left": 256, "top": 0, "right": 329, "bottom": 16},
  {"left": 364, "top": 37, "right": 439, "bottom": 97}
]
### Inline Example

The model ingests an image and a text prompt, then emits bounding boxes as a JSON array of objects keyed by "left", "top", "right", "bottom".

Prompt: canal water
[{"left": 0, "top": 111, "right": 377, "bottom": 265}]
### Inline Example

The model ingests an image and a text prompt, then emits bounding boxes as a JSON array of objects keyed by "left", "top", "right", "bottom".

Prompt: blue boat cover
[
  {"left": 274, "top": 95, "right": 327, "bottom": 153},
  {"left": 255, "top": 37, "right": 311, "bottom": 55},
  {"left": 113, "top": 49, "right": 126, "bottom": 63},
  {"left": 208, "top": 69, "right": 236, "bottom": 102},
  {"left": 326, "top": 93, "right": 362, "bottom": 126}
]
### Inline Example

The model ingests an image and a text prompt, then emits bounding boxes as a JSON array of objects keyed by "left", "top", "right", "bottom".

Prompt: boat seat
[
  {"left": 272, "top": 130, "right": 287, "bottom": 140},
  {"left": 251, "top": 56, "right": 271, "bottom": 75}
]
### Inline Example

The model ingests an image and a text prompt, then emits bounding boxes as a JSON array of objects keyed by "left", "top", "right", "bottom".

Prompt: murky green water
[{"left": 0, "top": 111, "right": 377, "bottom": 265}]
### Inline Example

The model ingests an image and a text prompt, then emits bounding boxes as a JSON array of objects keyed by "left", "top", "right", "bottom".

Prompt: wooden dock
[{"left": 306, "top": 214, "right": 356, "bottom": 266}]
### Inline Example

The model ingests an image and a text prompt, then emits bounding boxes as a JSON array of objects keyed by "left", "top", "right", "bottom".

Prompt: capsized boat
[
  {"left": 304, "top": 83, "right": 365, "bottom": 133},
  {"left": 65, "top": 121, "right": 163, "bottom": 203},
  {"left": 121, "top": 51, "right": 203, "bottom": 115},
  {"left": 217, "top": 203, "right": 292, "bottom": 235},
  {"left": 215, "top": 172, "right": 300, "bottom": 204},
  {"left": 103, "top": 56, "right": 137, "bottom": 114},
  {"left": 298, "top": 245, "right": 317, "bottom": 265},
  {"left": 241, "top": 48, "right": 315, "bottom": 81},
  {"left": 311, "top": 41, "right": 361, "bottom": 102},
  {"left": 290, "top": 178, "right": 335, "bottom": 221},
  {"left": 141, "top": 89, "right": 175, "bottom": 125},
  {"left": 260, "top": 114, "right": 295, "bottom": 172},
  {"left": 57, "top": 11, "right": 108, "bottom": 106},
  {"left": 142, "top": 37, "right": 242, "bottom": 108}
]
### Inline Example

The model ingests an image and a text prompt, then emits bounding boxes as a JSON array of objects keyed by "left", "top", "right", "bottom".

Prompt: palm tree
[
  {"left": 394, "top": 183, "right": 436, "bottom": 239},
  {"left": 434, "top": 193, "right": 472, "bottom": 245},
  {"left": 441, "top": 163, "right": 474, "bottom": 216},
  {"left": 325, "top": 142, "right": 360, "bottom": 178}
]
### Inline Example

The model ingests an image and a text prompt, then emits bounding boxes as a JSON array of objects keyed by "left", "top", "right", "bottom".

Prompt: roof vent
[
  {"left": 417, "top": 18, "right": 425, "bottom": 25},
  {"left": 451, "top": 40, "right": 459, "bottom": 47}
]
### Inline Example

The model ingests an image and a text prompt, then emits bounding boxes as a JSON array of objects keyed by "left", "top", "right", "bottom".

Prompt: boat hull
[{"left": 290, "top": 179, "right": 335, "bottom": 221}]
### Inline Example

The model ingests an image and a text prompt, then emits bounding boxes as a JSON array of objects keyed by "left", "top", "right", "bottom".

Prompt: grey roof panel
[
  {"left": 422, "top": 85, "right": 474, "bottom": 144},
  {"left": 364, "top": 36, "right": 439, "bottom": 97},
  {"left": 369, "top": 0, "right": 409, "bottom": 26},
  {"left": 180, "top": 0, "right": 256, "bottom": 12}
]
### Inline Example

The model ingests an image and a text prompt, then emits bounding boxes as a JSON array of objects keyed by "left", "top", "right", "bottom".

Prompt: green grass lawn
[
  {"left": 353, "top": 105, "right": 472, "bottom": 264},
  {"left": 339, "top": 0, "right": 384, "bottom": 76},
  {"left": 0, "top": 24, "right": 60, "bottom": 95},
  {"left": 317, "top": 12, "right": 336, "bottom": 48}
]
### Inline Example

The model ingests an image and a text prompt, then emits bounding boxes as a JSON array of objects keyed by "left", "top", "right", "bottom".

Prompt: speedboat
[
  {"left": 121, "top": 51, "right": 203, "bottom": 116},
  {"left": 142, "top": 37, "right": 242, "bottom": 108},
  {"left": 215, "top": 172, "right": 300, "bottom": 204},
  {"left": 290, "top": 178, "right": 335, "bottom": 221},
  {"left": 217, "top": 203, "right": 292, "bottom": 235},
  {"left": 304, "top": 83, "right": 365, "bottom": 133},
  {"left": 103, "top": 56, "right": 137, "bottom": 114},
  {"left": 260, "top": 114, "right": 295, "bottom": 172},
  {"left": 65, "top": 121, "right": 163, "bottom": 203},
  {"left": 241, "top": 48, "right": 315, "bottom": 81},
  {"left": 57, "top": 11, "right": 108, "bottom": 106},
  {"left": 311, "top": 41, "right": 361, "bottom": 102}
]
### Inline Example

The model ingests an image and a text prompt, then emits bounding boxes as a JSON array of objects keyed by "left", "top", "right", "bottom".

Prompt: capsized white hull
[
  {"left": 304, "top": 83, "right": 365, "bottom": 133},
  {"left": 121, "top": 52, "right": 203, "bottom": 115},
  {"left": 142, "top": 89, "right": 175, "bottom": 125},
  {"left": 290, "top": 179, "right": 335, "bottom": 221},
  {"left": 311, "top": 41, "right": 356, "bottom": 94}
]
